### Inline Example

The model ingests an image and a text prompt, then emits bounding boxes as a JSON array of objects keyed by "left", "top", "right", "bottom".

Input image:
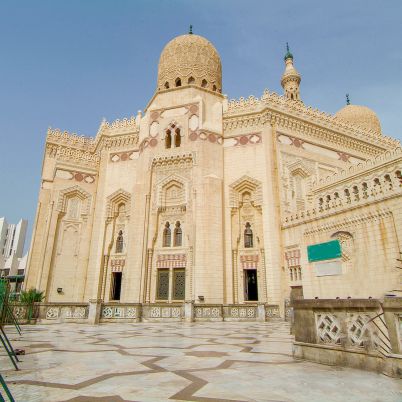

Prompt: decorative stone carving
[
  {"left": 57, "top": 186, "right": 92, "bottom": 216},
  {"left": 229, "top": 176, "right": 263, "bottom": 208},
  {"left": 102, "top": 306, "right": 113, "bottom": 318},
  {"left": 101, "top": 305, "right": 139, "bottom": 319},
  {"left": 316, "top": 313, "right": 342, "bottom": 345},
  {"left": 266, "top": 305, "right": 280, "bottom": 318},
  {"left": 106, "top": 189, "right": 131, "bottom": 219},
  {"left": 157, "top": 34, "right": 222, "bottom": 92},
  {"left": 46, "top": 307, "right": 60, "bottom": 319},
  {"left": 347, "top": 313, "right": 382, "bottom": 351},
  {"left": 150, "top": 307, "right": 161, "bottom": 318}
]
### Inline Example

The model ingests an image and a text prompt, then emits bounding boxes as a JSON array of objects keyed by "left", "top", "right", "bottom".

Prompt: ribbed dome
[
  {"left": 335, "top": 104, "right": 382, "bottom": 134},
  {"left": 157, "top": 34, "right": 222, "bottom": 93}
]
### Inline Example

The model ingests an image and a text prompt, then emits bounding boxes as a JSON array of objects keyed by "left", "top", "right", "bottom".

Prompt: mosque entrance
[{"left": 244, "top": 269, "right": 258, "bottom": 301}]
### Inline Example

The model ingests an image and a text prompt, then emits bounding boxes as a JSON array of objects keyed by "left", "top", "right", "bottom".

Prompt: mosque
[{"left": 24, "top": 29, "right": 401, "bottom": 321}]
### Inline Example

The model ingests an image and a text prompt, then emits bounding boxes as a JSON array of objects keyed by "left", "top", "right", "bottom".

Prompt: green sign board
[{"left": 307, "top": 240, "right": 341, "bottom": 262}]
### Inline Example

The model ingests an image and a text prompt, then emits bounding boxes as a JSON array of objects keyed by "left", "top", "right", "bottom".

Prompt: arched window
[
  {"left": 201, "top": 79, "right": 207, "bottom": 88},
  {"left": 174, "top": 221, "right": 182, "bottom": 247},
  {"left": 163, "top": 222, "right": 171, "bottom": 247},
  {"left": 174, "top": 128, "right": 181, "bottom": 147},
  {"left": 165, "top": 130, "right": 172, "bottom": 149},
  {"left": 244, "top": 222, "right": 253, "bottom": 248},
  {"left": 116, "top": 230, "right": 124, "bottom": 253},
  {"left": 212, "top": 84, "right": 217, "bottom": 91},
  {"left": 175, "top": 78, "right": 181, "bottom": 87},
  {"left": 188, "top": 76, "right": 195, "bottom": 84},
  {"left": 164, "top": 81, "right": 170, "bottom": 89}
]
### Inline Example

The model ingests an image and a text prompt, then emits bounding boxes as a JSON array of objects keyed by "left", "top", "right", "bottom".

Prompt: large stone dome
[
  {"left": 335, "top": 104, "right": 382, "bottom": 134},
  {"left": 157, "top": 34, "right": 222, "bottom": 93}
]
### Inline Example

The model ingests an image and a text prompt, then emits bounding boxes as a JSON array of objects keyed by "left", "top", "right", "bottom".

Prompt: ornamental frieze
[
  {"left": 240, "top": 254, "right": 259, "bottom": 269},
  {"left": 156, "top": 254, "right": 186, "bottom": 268},
  {"left": 149, "top": 103, "right": 199, "bottom": 124},
  {"left": 224, "top": 132, "right": 262, "bottom": 147},
  {"left": 188, "top": 130, "right": 223, "bottom": 144},
  {"left": 110, "top": 150, "right": 138, "bottom": 162},
  {"left": 224, "top": 108, "right": 393, "bottom": 158},
  {"left": 55, "top": 169, "right": 96, "bottom": 184},
  {"left": 110, "top": 258, "right": 125, "bottom": 272}
]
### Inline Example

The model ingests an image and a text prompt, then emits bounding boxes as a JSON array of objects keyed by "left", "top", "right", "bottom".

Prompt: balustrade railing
[{"left": 284, "top": 163, "right": 401, "bottom": 226}]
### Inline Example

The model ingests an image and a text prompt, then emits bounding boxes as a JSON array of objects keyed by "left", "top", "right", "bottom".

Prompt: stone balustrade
[
  {"left": 11, "top": 302, "right": 282, "bottom": 324},
  {"left": 312, "top": 147, "right": 402, "bottom": 190},
  {"left": 292, "top": 298, "right": 402, "bottom": 377},
  {"left": 283, "top": 156, "right": 402, "bottom": 227},
  {"left": 38, "top": 303, "right": 89, "bottom": 322},
  {"left": 100, "top": 303, "right": 141, "bottom": 322}
]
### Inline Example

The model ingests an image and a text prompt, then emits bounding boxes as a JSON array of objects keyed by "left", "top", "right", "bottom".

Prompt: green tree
[{"left": 19, "top": 288, "right": 44, "bottom": 321}]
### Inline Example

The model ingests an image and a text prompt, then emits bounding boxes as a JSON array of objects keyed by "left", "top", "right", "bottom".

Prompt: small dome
[
  {"left": 157, "top": 34, "right": 222, "bottom": 93},
  {"left": 335, "top": 104, "right": 382, "bottom": 134}
]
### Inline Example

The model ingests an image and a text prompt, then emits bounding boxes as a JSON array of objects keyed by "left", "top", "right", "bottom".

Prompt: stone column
[
  {"left": 232, "top": 249, "right": 238, "bottom": 303},
  {"left": 88, "top": 299, "right": 103, "bottom": 324}
]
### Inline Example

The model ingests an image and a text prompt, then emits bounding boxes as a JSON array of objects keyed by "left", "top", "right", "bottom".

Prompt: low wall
[
  {"left": 12, "top": 302, "right": 281, "bottom": 324},
  {"left": 292, "top": 298, "right": 402, "bottom": 377}
]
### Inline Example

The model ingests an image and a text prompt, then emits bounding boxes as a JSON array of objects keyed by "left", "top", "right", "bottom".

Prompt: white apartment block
[{"left": 0, "top": 217, "right": 28, "bottom": 277}]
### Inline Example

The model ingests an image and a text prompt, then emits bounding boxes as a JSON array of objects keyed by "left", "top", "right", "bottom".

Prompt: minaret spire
[
  {"left": 281, "top": 43, "right": 301, "bottom": 101},
  {"left": 346, "top": 93, "right": 350, "bottom": 105},
  {"left": 189, "top": 25, "right": 193, "bottom": 34}
]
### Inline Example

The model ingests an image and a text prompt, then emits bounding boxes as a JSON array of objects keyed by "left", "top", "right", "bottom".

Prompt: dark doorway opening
[
  {"left": 111, "top": 272, "right": 122, "bottom": 300},
  {"left": 245, "top": 269, "right": 258, "bottom": 301}
]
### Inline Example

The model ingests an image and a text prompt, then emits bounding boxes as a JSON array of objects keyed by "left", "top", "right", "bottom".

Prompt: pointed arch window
[
  {"left": 163, "top": 222, "right": 171, "bottom": 247},
  {"left": 175, "top": 78, "right": 182, "bottom": 87},
  {"left": 174, "top": 128, "right": 181, "bottom": 148},
  {"left": 165, "top": 130, "right": 172, "bottom": 149},
  {"left": 188, "top": 76, "right": 195, "bottom": 84},
  {"left": 174, "top": 221, "right": 182, "bottom": 247},
  {"left": 201, "top": 79, "right": 207, "bottom": 88},
  {"left": 116, "top": 230, "right": 124, "bottom": 253},
  {"left": 244, "top": 222, "right": 253, "bottom": 248}
]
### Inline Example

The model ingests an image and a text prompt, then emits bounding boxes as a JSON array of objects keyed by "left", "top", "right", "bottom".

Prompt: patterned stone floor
[{"left": 1, "top": 321, "right": 401, "bottom": 402}]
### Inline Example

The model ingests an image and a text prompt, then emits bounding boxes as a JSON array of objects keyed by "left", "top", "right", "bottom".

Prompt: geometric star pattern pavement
[{"left": 1, "top": 322, "right": 401, "bottom": 402}]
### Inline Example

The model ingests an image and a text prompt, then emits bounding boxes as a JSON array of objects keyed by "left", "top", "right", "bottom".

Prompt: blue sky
[{"left": 1, "top": 0, "right": 401, "bottom": 248}]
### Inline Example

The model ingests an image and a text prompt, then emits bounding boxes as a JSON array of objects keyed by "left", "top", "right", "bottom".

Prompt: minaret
[{"left": 281, "top": 43, "right": 301, "bottom": 101}]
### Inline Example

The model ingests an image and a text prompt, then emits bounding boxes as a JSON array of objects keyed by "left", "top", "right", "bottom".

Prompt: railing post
[
  {"left": 88, "top": 299, "right": 103, "bottom": 324},
  {"left": 257, "top": 302, "right": 266, "bottom": 322},
  {"left": 184, "top": 300, "right": 194, "bottom": 322}
]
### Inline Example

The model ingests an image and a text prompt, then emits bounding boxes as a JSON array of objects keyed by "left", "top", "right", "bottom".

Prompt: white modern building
[{"left": 0, "top": 218, "right": 28, "bottom": 290}]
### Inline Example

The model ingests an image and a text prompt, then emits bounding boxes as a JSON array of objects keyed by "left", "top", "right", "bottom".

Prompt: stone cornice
[{"left": 223, "top": 90, "right": 400, "bottom": 157}]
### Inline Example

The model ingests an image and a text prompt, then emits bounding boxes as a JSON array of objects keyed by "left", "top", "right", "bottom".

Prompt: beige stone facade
[{"left": 25, "top": 33, "right": 402, "bottom": 317}]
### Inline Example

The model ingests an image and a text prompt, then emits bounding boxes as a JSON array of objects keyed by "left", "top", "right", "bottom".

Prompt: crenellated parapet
[
  {"left": 96, "top": 116, "right": 138, "bottom": 136},
  {"left": 47, "top": 128, "right": 96, "bottom": 151},
  {"left": 44, "top": 116, "right": 140, "bottom": 168},
  {"left": 223, "top": 90, "right": 400, "bottom": 156}
]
